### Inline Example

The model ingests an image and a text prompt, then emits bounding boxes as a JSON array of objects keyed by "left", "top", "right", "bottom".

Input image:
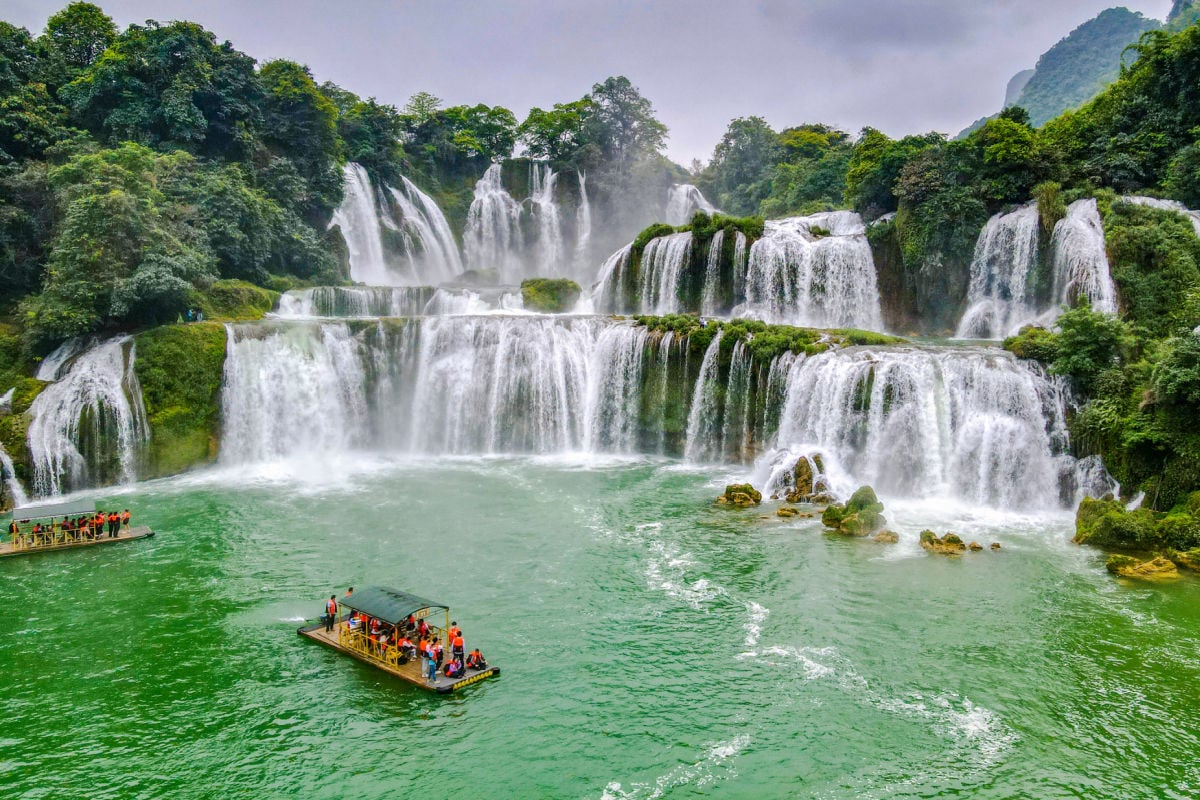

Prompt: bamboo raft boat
[
  {"left": 298, "top": 585, "right": 499, "bottom": 694},
  {"left": 2, "top": 499, "right": 154, "bottom": 558}
]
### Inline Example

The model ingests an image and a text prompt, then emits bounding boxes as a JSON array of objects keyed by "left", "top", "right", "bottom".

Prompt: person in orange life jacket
[
  {"left": 423, "top": 641, "right": 437, "bottom": 683},
  {"left": 451, "top": 631, "right": 465, "bottom": 665},
  {"left": 417, "top": 618, "right": 429, "bottom": 639},
  {"left": 404, "top": 614, "right": 416, "bottom": 634},
  {"left": 431, "top": 637, "right": 444, "bottom": 667},
  {"left": 466, "top": 649, "right": 487, "bottom": 670},
  {"left": 447, "top": 621, "right": 460, "bottom": 641},
  {"left": 121, "top": 509, "right": 131, "bottom": 529},
  {"left": 109, "top": 512, "right": 119, "bottom": 536},
  {"left": 444, "top": 658, "right": 463, "bottom": 678},
  {"left": 324, "top": 595, "right": 337, "bottom": 632}
]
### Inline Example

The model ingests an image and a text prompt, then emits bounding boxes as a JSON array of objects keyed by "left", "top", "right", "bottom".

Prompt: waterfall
[
  {"left": 463, "top": 164, "right": 525, "bottom": 282},
  {"left": 736, "top": 212, "right": 883, "bottom": 331},
  {"left": 955, "top": 203, "right": 1041, "bottom": 339},
  {"left": 330, "top": 163, "right": 390, "bottom": 286},
  {"left": 574, "top": 171, "right": 592, "bottom": 272},
  {"left": 758, "top": 345, "right": 1087, "bottom": 508},
  {"left": 36, "top": 337, "right": 86, "bottom": 381},
  {"left": 731, "top": 231, "right": 748, "bottom": 309},
  {"left": 1050, "top": 199, "right": 1117, "bottom": 315},
  {"left": 26, "top": 337, "right": 149, "bottom": 497},
  {"left": 0, "top": 440, "right": 28, "bottom": 508},
  {"left": 637, "top": 232, "right": 693, "bottom": 314},
  {"left": 683, "top": 330, "right": 725, "bottom": 462},
  {"left": 1122, "top": 195, "right": 1200, "bottom": 236},
  {"left": 277, "top": 286, "right": 436, "bottom": 318},
  {"left": 666, "top": 184, "right": 716, "bottom": 225},
  {"left": 700, "top": 229, "right": 726, "bottom": 316},
  {"left": 594, "top": 244, "right": 633, "bottom": 313},
  {"left": 530, "top": 164, "right": 564, "bottom": 276},
  {"left": 385, "top": 178, "right": 464, "bottom": 283},
  {"left": 220, "top": 317, "right": 655, "bottom": 459}
]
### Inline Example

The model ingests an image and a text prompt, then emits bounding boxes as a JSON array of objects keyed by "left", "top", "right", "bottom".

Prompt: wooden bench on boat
[
  {"left": 2, "top": 499, "right": 153, "bottom": 558},
  {"left": 298, "top": 585, "right": 499, "bottom": 694}
]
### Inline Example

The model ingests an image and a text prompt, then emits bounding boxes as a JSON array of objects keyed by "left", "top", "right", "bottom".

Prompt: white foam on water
[
  {"left": 600, "top": 734, "right": 749, "bottom": 799},
  {"left": 642, "top": 539, "right": 727, "bottom": 611}
]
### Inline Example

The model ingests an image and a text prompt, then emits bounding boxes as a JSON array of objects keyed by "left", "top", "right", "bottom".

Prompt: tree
[
  {"left": 36, "top": 2, "right": 116, "bottom": 90},
  {"left": 403, "top": 91, "right": 442, "bottom": 123},
  {"left": 584, "top": 76, "right": 667, "bottom": 165},
  {"left": 705, "top": 116, "right": 779, "bottom": 214},
  {"left": 519, "top": 99, "right": 596, "bottom": 166},
  {"left": 442, "top": 104, "right": 517, "bottom": 163},
  {"left": 844, "top": 128, "right": 942, "bottom": 218},
  {"left": 1051, "top": 302, "right": 1130, "bottom": 394},
  {"left": 0, "top": 22, "right": 37, "bottom": 94},
  {"left": 257, "top": 59, "right": 340, "bottom": 216},
  {"left": 60, "top": 20, "right": 263, "bottom": 159}
]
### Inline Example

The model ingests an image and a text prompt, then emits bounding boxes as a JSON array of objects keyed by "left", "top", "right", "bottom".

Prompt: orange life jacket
[
  {"left": 452, "top": 635, "right": 464, "bottom": 649},
  {"left": 326, "top": 599, "right": 337, "bottom": 615}
]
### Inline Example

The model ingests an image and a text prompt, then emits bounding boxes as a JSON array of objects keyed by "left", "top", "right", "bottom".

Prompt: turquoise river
[{"left": 2, "top": 455, "right": 1199, "bottom": 799}]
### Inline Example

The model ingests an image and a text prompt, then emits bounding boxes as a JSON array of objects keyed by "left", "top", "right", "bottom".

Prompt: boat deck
[
  {"left": 0, "top": 526, "right": 154, "bottom": 558},
  {"left": 298, "top": 622, "right": 499, "bottom": 693}
]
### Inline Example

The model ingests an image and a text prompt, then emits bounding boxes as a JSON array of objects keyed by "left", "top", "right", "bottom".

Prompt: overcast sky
[{"left": 5, "top": 0, "right": 1174, "bottom": 165}]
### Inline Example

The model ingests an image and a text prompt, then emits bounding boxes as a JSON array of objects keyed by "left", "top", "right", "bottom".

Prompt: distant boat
[
  {"left": 298, "top": 585, "right": 499, "bottom": 694},
  {"left": 2, "top": 499, "right": 153, "bottom": 558}
]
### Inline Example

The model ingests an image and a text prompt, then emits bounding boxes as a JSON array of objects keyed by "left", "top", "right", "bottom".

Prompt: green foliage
[
  {"left": 844, "top": 128, "right": 942, "bottom": 219},
  {"left": 631, "top": 315, "right": 904, "bottom": 362},
  {"left": 520, "top": 278, "right": 581, "bottom": 313},
  {"left": 632, "top": 222, "right": 678, "bottom": 252},
  {"left": 1033, "top": 181, "right": 1067, "bottom": 234},
  {"left": 35, "top": 2, "right": 115, "bottom": 90},
  {"left": 1051, "top": 302, "right": 1130, "bottom": 394},
  {"left": 1105, "top": 202, "right": 1200, "bottom": 338},
  {"left": 193, "top": 279, "right": 278, "bottom": 321},
  {"left": 1003, "top": 326, "right": 1061, "bottom": 363},
  {"left": 1154, "top": 333, "right": 1200, "bottom": 408},
  {"left": 258, "top": 60, "right": 341, "bottom": 217},
  {"left": 133, "top": 322, "right": 226, "bottom": 477}
]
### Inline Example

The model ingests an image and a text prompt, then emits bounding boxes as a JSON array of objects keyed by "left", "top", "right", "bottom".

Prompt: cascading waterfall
[
  {"left": 755, "top": 345, "right": 1094, "bottom": 508},
  {"left": 637, "top": 232, "right": 693, "bottom": 314},
  {"left": 700, "top": 229, "right": 726, "bottom": 316},
  {"left": 574, "top": 171, "right": 592, "bottom": 272},
  {"left": 530, "top": 164, "right": 564, "bottom": 276},
  {"left": 683, "top": 330, "right": 725, "bottom": 462},
  {"left": 26, "top": 337, "right": 148, "bottom": 497},
  {"left": 731, "top": 231, "right": 748, "bottom": 311},
  {"left": 384, "top": 178, "right": 464, "bottom": 283},
  {"left": 736, "top": 212, "right": 883, "bottom": 331},
  {"left": 593, "top": 244, "right": 633, "bottom": 313},
  {"left": 1122, "top": 195, "right": 1200, "bottom": 237},
  {"left": 0, "top": 440, "right": 28, "bottom": 507},
  {"left": 1050, "top": 199, "right": 1116, "bottom": 315},
  {"left": 955, "top": 203, "right": 1041, "bottom": 339},
  {"left": 666, "top": 184, "right": 716, "bottom": 225},
  {"left": 330, "top": 163, "right": 390, "bottom": 286},
  {"left": 36, "top": 337, "right": 86, "bottom": 381},
  {"left": 277, "top": 286, "right": 436, "bottom": 318},
  {"left": 463, "top": 164, "right": 525, "bottom": 281}
]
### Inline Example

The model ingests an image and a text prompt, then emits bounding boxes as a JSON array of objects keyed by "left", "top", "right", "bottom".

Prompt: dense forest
[{"left": 4, "top": 2, "right": 1200, "bottom": 537}]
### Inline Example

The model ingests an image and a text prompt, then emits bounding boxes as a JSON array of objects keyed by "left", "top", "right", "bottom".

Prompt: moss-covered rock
[
  {"left": 873, "top": 530, "right": 899, "bottom": 543},
  {"left": 822, "top": 485, "right": 887, "bottom": 536},
  {"left": 1167, "top": 547, "right": 1200, "bottom": 571},
  {"left": 786, "top": 453, "right": 825, "bottom": 502},
  {"left": 521, "top": 278, "right": 581, "bottom": 313},
  {"left": 0, "top": 377, "right": 48, "bottom": 492},
  {"left": 920, "top": 530, "right": 968, "bottom": 555},
  {"left": 1106, "top": 554, "right": 1179, "bottom": 579},
  {"left": 1003, "top": 325, "right": 1060, "bottom": 362},
  {"left": 821, "top": 503, "right": 846, "bottom": 528},
  {"left": 1073, "top": 495, "right": 1126, "bottom": 545},
  {"left": 776, "top": 506, "right": 798, "bottom": 518},
  {"left": 716, "top": 483, "right": 762, "bottom": 507},
  {"left": 194, "top": 279, "right": 280, "bottom": 322},
  {"left": 133, "top": 323, "right": 228, "bottom": 479}
]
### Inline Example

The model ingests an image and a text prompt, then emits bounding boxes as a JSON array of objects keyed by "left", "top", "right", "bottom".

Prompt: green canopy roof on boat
[
  {"left": 6, "top": 498, "right": 97, "bottom": 521},
  {"left": 338, "top": 586, "right": 447, "bottom": 624}
]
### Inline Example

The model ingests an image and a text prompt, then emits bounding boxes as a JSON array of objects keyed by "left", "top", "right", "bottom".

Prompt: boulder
[
  {"left": 920, "top": 530, "right": 967, "bottom": 555},
  {"left": 968, "top": 541, "right": 983, "bottom": 551},
  {"left": 822, "top": 486, "right": 887, "bottom": 537},
  {"left": 821, "top": 503, "right": 846, "bottom": 528},
  {"left": 990, "top": 542, "right": 1001, "bottom": 550},
  {"left": 808, "top": 492, "right": 836, "bottom": 506},
  {"left": 873, "top": 530, "right": 899, "bottom": 544},
  {"left": 1167, "top": 547, "right": 1200, "bottom": 571},
  {"left": 717, "top": 483, "right": 761, "bottom": 507},
  {"left": 1105, "top": 554, "right": 1179, "bottom": 580},
  {"left": 776, "top": 506, "right": 798, "bottom": 518},
  {"left": 786, "top": 453, "right": 826, "bottom": 503}
]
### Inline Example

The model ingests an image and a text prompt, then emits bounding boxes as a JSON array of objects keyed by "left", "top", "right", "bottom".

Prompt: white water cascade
[
  {"left": 666, "top": 184, "right": 716, "bottom": 225},
  {"left": 593, "top": 244, "right": 633, "bottom": 313},
  {"left": 754, "top": 345, "right": 1094, "bottom": 508},
  {"left": 26, "top": 337, "right": 149, "bottom": 497},
  {"left": 700, "top": 229, "right": 726, "bottom": 316},
  {"left": 330, "top": 163, "right": 390, "bottom": 286},
  {"left": 637, "top": 232, "right": 693, "bottom": 314},
  {"left": 530, "top": 164, "right": 564, "bottom": 276},
  {"left": 219, "top": 317, "right": 655, "bottom": 460},
  {"left": 684, "top": 329, "right": 725, "bottom": 462},
  {"left": 736, "top": 212, "right": 883, "bottom": 331},
  {"left": 277, "top": 286, "right": 436, "bottom": 318},
  {"left": 1050, "top": 199, "right": 1117, "bottom": 316},
  {"left": 0, "top": 440, "right": 28, "bottom": 507},
  {"left": 574, "top": 171, "right": 592, "bottom": 272},
  {"left": 463, "top": 164, "right": 525, "bottom": 282},
  {"left": 384, "top": 178, "right": 464, "bottom": 283},
  {"left": 956, "top": 203, "right": 1042, "bottom": 339}
]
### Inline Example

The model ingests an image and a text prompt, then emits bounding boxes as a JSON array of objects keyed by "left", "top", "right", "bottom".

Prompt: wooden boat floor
[
  {"left": 0, "top": 526, "right": 154, "bottom": 558},
  {"left": 298, "top": 622, "right": 499, "bottom": 693}
]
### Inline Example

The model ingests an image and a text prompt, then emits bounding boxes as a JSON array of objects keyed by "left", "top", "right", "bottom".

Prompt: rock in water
[
  {"left": 786, "top": 453, "right": 825, "bottom": 503},
  {"left": 776, "top": 506, "right": 798, "bottom": 518},
  {"left": 990, "top": 542, "right": 1002, "bottom": 550},
  {"left": 717, "top": 483, "right": 762, "bottom": 507},
  {"left": 968, "top": 541, "right": 984, "bottom": 551},
  {"left": 1167, "top": 547, "right": 1200, "bottom": 571},
  {"left": 1106, "top": 555, "right": 1179, "bottom": 580},
  {"left": 920, "top": 530, "right": 968, "bottom": 555},
  {"left": 822, "top": 485, "right": 887, "bottom": 537},
  {"left": 873, "top": 530, "right": 899, "bottom": 544}
]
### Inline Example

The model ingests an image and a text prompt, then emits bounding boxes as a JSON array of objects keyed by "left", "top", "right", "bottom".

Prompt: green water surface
[{"left": 1, "top": 458, "right": 1198, "bottom": 799}]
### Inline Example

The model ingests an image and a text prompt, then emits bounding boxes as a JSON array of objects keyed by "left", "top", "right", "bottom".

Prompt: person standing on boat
[
  {"left": 121, "top": 509, "right": 131, "bottom": 530},
  {"left": 324, "top": 595, "right": 337, "bottom": 632},
  {"left": 451, "top": 630, "right": 465, "bottom": 666}
]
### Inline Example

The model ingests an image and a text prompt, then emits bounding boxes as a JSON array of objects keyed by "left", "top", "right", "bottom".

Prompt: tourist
[
  {"left": 444, "top": 658, "right": 463, "bottom": 679},
  {"left": 121, "top": 509, "right": 131, "bottom": 529},
  {"left": 451, "top": 630, "right": 465, "bottom": 665},
  {"left": 7, "top": 519, "right": 17, "bottom": 539},
  {"left": 466, "top": 649, "right": 487, "bottom": 670},
  {"left": 324, "top": 595, "right": 337, "bottom": 632},
  {"left": 344, "top": 587, "right": 353, "bottom": 598},
  {"left": 417, "top": 618, "right": 429, "bottom": 640},
  {"left": 108, "top": 511, "right": 119, "bottom": 537},
  {"left": 448, "top": 620, "right": 460, "bottom": 642},
  {"left": 432, "top": 637, "right": 443, "bottom": 667}
]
